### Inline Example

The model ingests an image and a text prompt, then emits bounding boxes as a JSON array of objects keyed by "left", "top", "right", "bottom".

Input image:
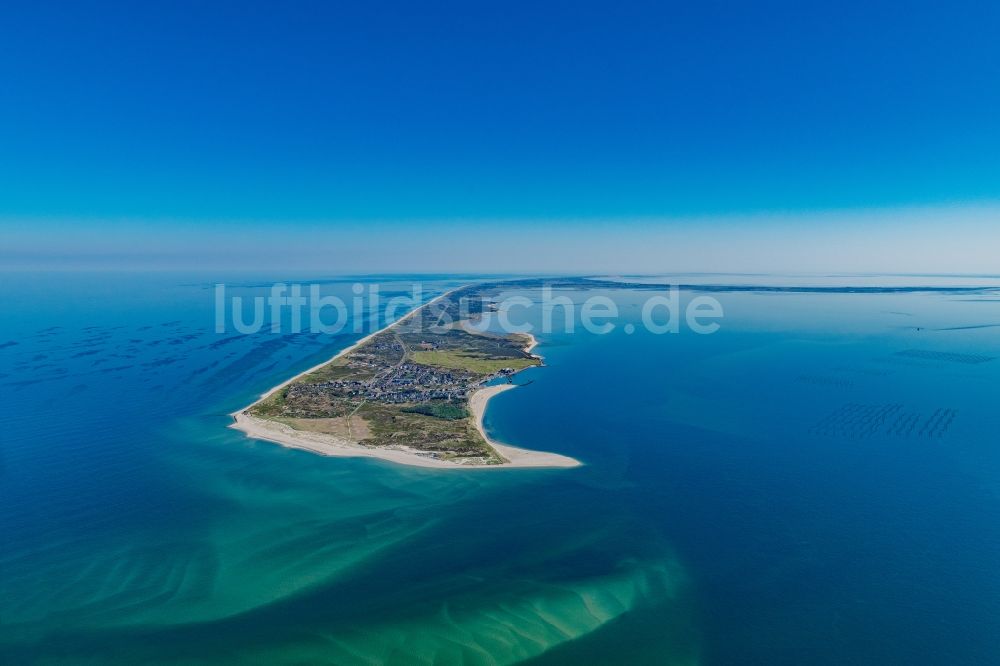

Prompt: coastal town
[
  {"left": 295, "top": 360, "right": 521, "bottom": 405},
  {"left": 241, "top": 284, "right": 546, "bottom": 464}
]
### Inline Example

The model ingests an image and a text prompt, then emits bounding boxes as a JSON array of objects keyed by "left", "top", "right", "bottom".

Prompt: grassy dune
[{"left": 409, "top": 349, "right": 539, "bottom": 374}]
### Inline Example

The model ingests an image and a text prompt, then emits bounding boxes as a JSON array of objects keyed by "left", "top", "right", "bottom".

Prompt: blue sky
[{"left": 2, "top": 1, "right": 999, "bottom": 272}]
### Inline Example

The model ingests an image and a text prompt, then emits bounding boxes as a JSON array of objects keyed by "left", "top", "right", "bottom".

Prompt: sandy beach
[
  {"left": 523, "top": 331, "right": 540, "bottom": 357},
  {"left": 231, "top": 411, "right": 487, "bottom": 468},
  {"left": 229, "top": 291, "right": 581, "bottom": 469},
  {"left": 468, "top": 384, "right": 581, "bottom": 467}
]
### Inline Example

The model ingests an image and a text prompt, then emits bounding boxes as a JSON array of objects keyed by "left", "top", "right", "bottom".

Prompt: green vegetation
[
  {"left": 410, "top": 349, "right": 538, "bottom": 374},
  {"left": 402, "top": 401, "right": 469, "bottom": 420},
  {"left": 300, "top": 358, "right": 377, "bottom": 384},
  {"left": 250, "top": 387, "right": 288, "bottom": 417},
  {"left": 250, "top": 382, "right": 355, "bottom": 419}
]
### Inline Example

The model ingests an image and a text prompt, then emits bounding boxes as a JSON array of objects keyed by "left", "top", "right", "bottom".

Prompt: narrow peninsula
[{"left": 230, "top": 283, "right": 581, "bottom": 468}]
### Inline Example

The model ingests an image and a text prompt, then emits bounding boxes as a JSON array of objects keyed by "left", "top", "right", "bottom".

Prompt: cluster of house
[{"left": 303, "top": 360, "right": 520, "bottom": 405}]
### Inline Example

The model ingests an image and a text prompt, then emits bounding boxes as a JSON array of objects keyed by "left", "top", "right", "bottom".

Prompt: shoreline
[
  {"left": 229, "top": 290, "right": 581, "bottom": 469},
  {"left": 232, "top": 289, "right": 455, "bottom": 409},
  {"left": 522, "top": 331, "right": 540, "bottom": 357},
  {"left": 468, "top": 384, "right": 580, "bottom": 468}
]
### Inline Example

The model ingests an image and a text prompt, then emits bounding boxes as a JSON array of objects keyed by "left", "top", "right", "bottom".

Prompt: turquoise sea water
[{"left": 2, "top": 273, "right": 1000, "bottom": 664}]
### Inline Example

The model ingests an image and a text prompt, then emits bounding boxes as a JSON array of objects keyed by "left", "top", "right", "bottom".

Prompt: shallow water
[{"left": 2, "top": 273, "right": 999, "bottom": 664}]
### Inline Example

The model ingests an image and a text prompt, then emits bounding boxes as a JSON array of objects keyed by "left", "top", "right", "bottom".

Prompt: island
[{"left": 230, "top": 282, "right": 581, "bottom": 468}]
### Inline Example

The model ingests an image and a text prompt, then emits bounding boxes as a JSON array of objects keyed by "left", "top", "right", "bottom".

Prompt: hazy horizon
[
  {"left": 4, "top": 202, "right": 999, "bottom": 274},
  {"left": 3, "top": 3, "right": 999, "bottom": 276}
]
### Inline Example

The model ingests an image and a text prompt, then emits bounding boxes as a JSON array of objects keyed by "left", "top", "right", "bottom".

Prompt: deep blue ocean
[{"left": 2, "top": 272, "right": 999, "bottom": 664}]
